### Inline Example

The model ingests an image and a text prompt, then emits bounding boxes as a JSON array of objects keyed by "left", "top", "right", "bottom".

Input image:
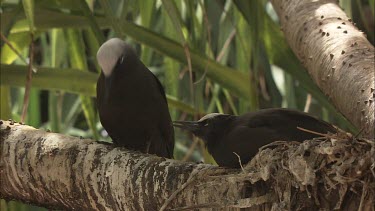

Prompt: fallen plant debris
[{"left": 240, "top": 131, "right": 375, "bottom": 210}]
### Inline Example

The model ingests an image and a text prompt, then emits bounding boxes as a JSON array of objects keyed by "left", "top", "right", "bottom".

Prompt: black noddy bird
[
  {"left": 96, "top": 38, "right": 174, "bottom": 158},
  {"left": 173, "top": 108, "right": 337, "bottom": 168}
]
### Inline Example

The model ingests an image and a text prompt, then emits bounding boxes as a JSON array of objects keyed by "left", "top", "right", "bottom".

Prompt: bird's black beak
[{"left": 173, "top": 121, "right": 201, "bottom": 135}]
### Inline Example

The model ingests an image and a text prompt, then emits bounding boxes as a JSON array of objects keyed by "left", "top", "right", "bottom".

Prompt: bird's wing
[
  {"left": 279, "top": 109, "right": 337, "bottom": 132},
  {"left": 245, "top": 109, "right": 335, "bottom": 130},
  {"left": 96, "top": 73, "right": 105, "bottom": 107},
  {"left": 151, "top": 72, "right": 174, "bottom": 158},
  {"left": 152, "top": 73, "right": 168, "bottom": 103},
  {"left": 241, "top": 113, "right": 271, "bottom": 129},
  {"left": 166, "top": 131, "right": 175, "bottom": 158},
  {"left": 243, "top": 109, "right": 336, "bottom": 141},
  {"left": 213, "top": 125, "right": 280, "bottom": 168}
]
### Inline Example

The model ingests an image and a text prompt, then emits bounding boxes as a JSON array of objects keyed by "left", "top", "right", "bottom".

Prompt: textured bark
[
  {"left": 270, "top": 0, "right": 375, "bottom": 138},
  {"left": 0, "top": 121, "right": 258, "bottom": 210},
  {"left": 1, "top": 121, "right": 374, "bottom": 211}
]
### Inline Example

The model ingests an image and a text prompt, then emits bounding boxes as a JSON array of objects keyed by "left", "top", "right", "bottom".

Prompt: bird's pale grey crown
[
  {"left": 198, "top": 113, "right": 223, "bottom": 122},
  {"left": 97, "top": 38, "right": 127, "bottom": 77}
]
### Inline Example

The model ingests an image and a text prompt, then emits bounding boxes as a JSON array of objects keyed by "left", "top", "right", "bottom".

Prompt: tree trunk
[
  {"left": 270, "top": 0, "right": 375, "bottom": 138},
  {"left": 1, "top": 121, "right": 374, "bottom": 210}
]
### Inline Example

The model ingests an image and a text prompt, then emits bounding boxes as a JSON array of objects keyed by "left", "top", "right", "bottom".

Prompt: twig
[
  {"left": 296, "top": 126, "right": 335, "bottom": 138},
  {"left": 233, "top": 152, "right": 245, "bottom": 172},
  {"left": 216, "top": 29, "right": 236, "bottom": 62},
  {"left": 159, "top": 165, "right": 210, "bottom": 211},
  {"left": 192, "top": 1, "right": 210, "bottom": 85},
  {"left": 229, "top": 193, "right": 276, "bottom": 208},
  {"left": 178, "top": 66, "right": 189, "bottom": 79},
  {"left": 21, "top": 34, "right": 34, "bottom": 123},
  {"left": 171, "top": 193, "right": 276, "bottom": 210},
  {"left": 0, "top": 32, "right": 29, "bottom": 65},
  {"left": 171, "top": 202, "right": 222, "bottom": 210},
  {"left": 259, "top": 74, "right": 271, "bottom": 101},
  {"left": 182, "top": 137, "right": 199, "bottom": 162},
  {"left": 259, "top": 140, "right": 299, "bottom": 152},
  {"left": 194, "top": 25, "right": 236, "bottom": 85},
  {"left": 304, "top": 94, "right": 312, "bottom": 112},
  {"left": 357, "top": 179, "right": 368, "bottom": 211},
  {"left": 183, "top": 43, "right": 195, "bottom": 104},
  {"left": 354, "top": 127, "right": 365, "bottom": 138}
]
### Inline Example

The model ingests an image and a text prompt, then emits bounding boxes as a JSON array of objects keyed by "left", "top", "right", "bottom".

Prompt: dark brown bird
[
  {"left": 96, "top": 38, "right": 174, "bottom": 158},
  {"left": 173, "top": 108, "right": 337, "bottom": 168}
]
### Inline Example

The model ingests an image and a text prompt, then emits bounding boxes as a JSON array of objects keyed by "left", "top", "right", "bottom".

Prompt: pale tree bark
[
  {"left": 1, "top": 121, "right": 374, "bottom": 210},
  {"left": 270, "top": 0, "right": 375, "bottom": 138}
]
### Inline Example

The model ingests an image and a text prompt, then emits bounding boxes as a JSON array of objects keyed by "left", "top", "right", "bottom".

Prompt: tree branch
[
  {"left": 1, "top": 121, "right": 374, "bottom": 210},
  {"left": 0, "top": 120, "right": 248, "bottom": 210},
  {"left": 270, "top": 0, "right": 375, "bottom": 138}
]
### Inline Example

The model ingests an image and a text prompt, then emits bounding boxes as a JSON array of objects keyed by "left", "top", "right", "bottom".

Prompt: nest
[{"left": 242, "top": 132, "right": 375, "bottom": 210}]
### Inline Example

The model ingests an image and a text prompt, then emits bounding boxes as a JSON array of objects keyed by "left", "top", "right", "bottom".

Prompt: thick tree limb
[
  {"left": 270, "top": 0, "right": 375, "bottom": 138},
  {"left": 0, "top": 121, "right": 263, "bottom": 210},
  {"left": 1, "top": 121, "right": 374, "bottom": 210}
]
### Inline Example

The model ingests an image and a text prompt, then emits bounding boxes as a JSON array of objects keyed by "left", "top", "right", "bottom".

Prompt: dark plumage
[
  {"left": 173, "top": 108, "right": 337, "bottom": 168},
  {"left": 96, "top": 38, "right": 174, "bottom": 158}
]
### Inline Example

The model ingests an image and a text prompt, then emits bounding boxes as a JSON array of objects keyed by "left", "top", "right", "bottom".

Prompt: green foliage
[
  {"left": 1, "top": 0, "right": 371, "bottom": 208},
  {"left": 21, "top": 0, "right": 35, "bottom": 34}
]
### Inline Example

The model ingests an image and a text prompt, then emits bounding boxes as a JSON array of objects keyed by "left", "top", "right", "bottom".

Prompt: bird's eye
[
  {"left": 120, "top": 56, "right": 125, "bottom": 64},
  {"left": 204, "top": 123, "right": 209, "bottom": 127}
]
